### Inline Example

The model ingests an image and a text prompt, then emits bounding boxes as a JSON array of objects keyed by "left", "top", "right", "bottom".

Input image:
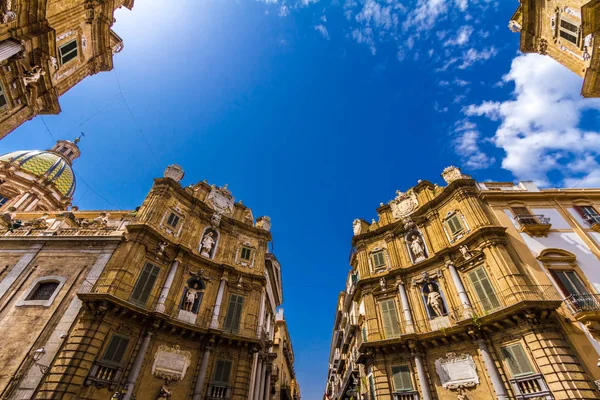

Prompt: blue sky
[{"left": 2, "top": 0, "right": 600, "bottom": 398}]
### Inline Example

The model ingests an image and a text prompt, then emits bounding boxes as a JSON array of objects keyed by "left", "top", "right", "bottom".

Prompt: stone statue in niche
[
  {"left": 200, "top": 230, "right": 217, "bottom": 258},
  {"left": 157, "top": 382, "right": 172, "bottom": 399},
  {"left": 459, "top": 245, "right": 472, "bottom": 260},
  {"left": 180, "top": 278, "right": 204, "bottom": 314},
  {"left": 424, "top": 282, "right": 447, "bottom": 318},
  {"left": 409, "top": 234, "right": 426, "bottom": 262},
  {"left": 353, "top": 219, "right": 362, "bottom": 235},
  {"left": 379, "top": 277, "right": 386, "bottom": 291}
]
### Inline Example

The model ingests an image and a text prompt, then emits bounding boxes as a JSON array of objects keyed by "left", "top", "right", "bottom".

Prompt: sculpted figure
[
  {"left": 183, "top": 283, "right": 200, "bottom": 312},
  {"left": 459, "top": 245, "right": 472, "bottom": 260},
  {"left": 200, "top": 231, "right": 216, "bottom": 257},
  {"left": 426, "top": 283, "right": 445, "bottom": 317},
  {"left": 410, "top": 234, "right": 426, "bottom": 262},
  {"left": 23, "top": 213, "right": 48, "bottom": 229},
  {"left": 379, "top": 277, "right": 386, "bottom": 291},
  {"left": 157, "top": 383, "right": 172, "bottom": 400}
]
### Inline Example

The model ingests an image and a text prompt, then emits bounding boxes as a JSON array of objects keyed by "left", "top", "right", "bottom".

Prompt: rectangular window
[
  {"left": 501, "top": 343, "right": 535, "bottom": 377},
  {"left": 240, "top": 246, "right": 252, "bottom": 261},
  {"left": 166, "top": 212, "right": 180, "bottom": 229},
  {"left": 0, "top": 83, "right": 7, "bottom": 109},
  {"left": 468, "top": 267, "right": 501, "bottom": 312},
  {"left": 575, "top": 206, "right": 600, "bottom": 225},
  {"left": 101, "top": 335, "right": 129, "bottom": 365},
  {"left": 0, "top": 195, "right": 8, "bottom": 207},
  {"left": 380, "top": 299, "right": 401, "bottom": 339},
  {"left": 223, "top": 294, "right": 244, "bottom": 333},
  {"left": 212, "top": 359, "right": 232, "bottom": 385},
  {"left": 559, "top": 18, "right": 579, "bottom": 45},
  {"left": 392, "top": 365, "right": 413, "bottom": 392},
  {"left": 550, "top": 270, "right": 589, "bottom": 296},
  {"left": 372, "top": 250, "right": 386, "bottom": 269},
  {"left": 446, "top": 214, "right": 464, "bottom": 235},
  {"left": 59, "top": 40, "right": 78, "bottom": 65},
  {"left": 130, "top": 262, "right": 160, "bottom": 306}
]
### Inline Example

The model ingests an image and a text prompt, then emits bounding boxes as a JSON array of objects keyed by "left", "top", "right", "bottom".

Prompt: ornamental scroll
[
  {"left": 152, "top": 345, "right": 192, "bottom": 381},
  {"left": 434, "top": 352, "right": 479, "bottom": 390}
]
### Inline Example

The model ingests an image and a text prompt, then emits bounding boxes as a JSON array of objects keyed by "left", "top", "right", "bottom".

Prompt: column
[
  {"left": 257, "top": 360, "right": 267, "bottom": 400},
  {"left": 155, "top": 259, "right": 180, "bottom": 313},
  {"left": 122, "top": 331, "right": 153, "bottom": 400},
  {"left": 256, "top": 289, "right": 266, "bottom": 336},
  {"left": 477, "top": 339, "right": 508, "bottom": 400},
  {"left": 252, "top": 357, "right": 264, "bottom": 400},
  {"left": 192, "top": 346, "right": 213, "bottom": 400},
  {"left": 447, "top": 261, "right": 473, "bottom": 318},
  {"left": 397, "top": 281, "right": 414, "bottom": 333},
  {"left": 210, "top": 278, "right": 227, "bottom": 329},
  {"left": 247, "top": 352, "right": 259, "bottom": 400},
  {"left": 413, "top": 353, "right": 432, "bottom": 400},
  {"left": 263, "top": 366, "right": 272, "bottom": 400}
]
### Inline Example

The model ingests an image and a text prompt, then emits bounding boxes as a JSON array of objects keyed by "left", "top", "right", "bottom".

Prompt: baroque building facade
[
  {"left": 0, "top": 0, "right": 134, "bottom": 138},
  {"left": 0, "top": 140, "right": 300, "bottom": 400},
  {"left": 509, "top": 0, "right": 600, "bottom": 97},
  {"left": 272, "top": 309, "right": 301, "bottom": 400},
  {"left": 325, "top": 167, "right": 600, "bottom": 400}
]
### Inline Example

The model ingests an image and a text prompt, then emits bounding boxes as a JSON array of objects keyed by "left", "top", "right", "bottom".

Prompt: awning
[{"left": 0, "top": 39, "right": 24, "bottom": 62}]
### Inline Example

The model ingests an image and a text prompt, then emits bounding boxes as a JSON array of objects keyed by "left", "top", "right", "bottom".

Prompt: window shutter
[
  {"left": 131, "top": 262, "right": 160, "bottom": 305},
  {"left": 468, "top": 268, "right": 500, "bottom": 311},
  {"left": 501, "top": 344, "right": 534, "bottom": 377},
  {"left": 380, "top": 299, "right": 400, "bottom": 338},
  {"left": 224, "top": 294, "right": 244, "bottom": 333},
  {"left": 102, "top": 335, "right": 129, "bottom": 365},
  {"left": 392, "top": 365, "right": 413, "bottom": 391},
  {"left": 447, "top": 215, "right": 463, "bottom": 235},
  {"left": 213, "top": 359, "right": 232, "bottom": 384}
]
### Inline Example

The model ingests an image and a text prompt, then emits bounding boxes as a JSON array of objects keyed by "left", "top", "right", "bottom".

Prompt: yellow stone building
[
  {"left": 272, "top": 309, "right": 301, "bottom": 400},
  {"left": 510, "top": 0, "right": 600, "bottom": 97},
  {"left": 0, "top": 140, "right": 300, "bottom": 400},
  {"left": 325, "top": 166, "right": 600, "bottom": 400},
  {"left": 0, "top": 0, "right": 134, "bottom": 138}
]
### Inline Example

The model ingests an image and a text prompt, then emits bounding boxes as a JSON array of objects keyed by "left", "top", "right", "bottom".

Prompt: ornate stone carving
[
  {"left": 0, "top": 0, "right": 16, "bottom": 24},
  {"left": 412, "top": 270, "right": 442, "bottom": 286},
  {"left": 459, "top": 245, "right": 472, "bottom": 260},
  {"left": 210, "top": 213, "right": 221, "bottom": 228},
  {"left": 435, "top": 352, "right": 479, "bottom": 390},
  {"left": 390, "top": 190, "right": 418, "bottom": 220},
  {"left": 22, "top": 65, "right": 46, "bottom": 87},
  {"left": 408, "top": 233, "right": 427, "bottom": 263},
  {"left": 200, "top": 229, "right": 217, "bottom": 258},
  {"left": 163, "top": 164, "right": 184, "bottom": 182},
  {"left": 80, "top": 212, "right": 109, "bottom": 229},
  {"left": 22, "top": 213, "right": 49, "bottom": 229},
  {"left": 379, "top": 277, "right": 386, "bottom": 291},
  {"left": 256, "top": 216, "right": 271, "bottom": 231},
  {"left": 243, "top": 209, "right": 253, "bottom": 225},
  {"left": 352, "top": 219, "right": 362, "bottom": 235},
  {"left": 425, "top": 283, "right": 446, "bottom": 318},
  {"left": 0, "top": 207, "right": 21, "bottom": 231},
  {"left": 156, "top": 383, "right": 172, "bottom": 399},
  {"left": 441, "top": 166, "right": 469, "bottom": 184},
  {"left": 152, "top": 345, "right": 192, "bottom": 381},
  {"left": 206, "top": 184, "right": 234, "bottom": 215},
  {"left": 537, "top": 38, "right": 548, "bottom": 55}
]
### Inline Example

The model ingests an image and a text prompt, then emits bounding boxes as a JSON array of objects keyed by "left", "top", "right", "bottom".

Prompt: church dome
[{"left": 0, "top": 147, "right": 76, "bottom": 198}]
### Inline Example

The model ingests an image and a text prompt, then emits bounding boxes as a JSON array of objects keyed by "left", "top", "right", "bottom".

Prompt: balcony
[
  {"left": 78, "top": 279, "right": 260, "bottom": 342},
  {"left": 583, "top": 214, "right": 600, "bottom": 233},
  {"left": 84, "top": 361, "right": 123, "bottom": 390},
  {"left": 565, "top": 293, "right": 600, "bottom": 323},
  {"left": 392, "top": 391, "right": 420, "bottom": 400},
  {"left": 206, "top": 384, "right": 232, "bottom": 399},
  {"left": 509, "top": 374, "right": 553, "bottom": 400},
  {"left": 514, "top": 214, "right": 552, "bottom": 237}
]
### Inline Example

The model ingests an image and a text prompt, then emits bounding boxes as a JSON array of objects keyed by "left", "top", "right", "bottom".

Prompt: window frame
[
  {"left": 558, "top": 14, "right": 581, "bottom": 46},
  {"left": 236, "top": 242, "right": 256, "bottom": 267},
  {"left": 371, "top": 250, "right": 386, "bottom": 270},
  {"left": 58, "top": 39, "right": 79, "bottom": 66},
  {"left": 442, "top": 211, "right": 470, "bottom": 242},
  {"left": 223, "top": 293, "right": 245, "bottom": 334},
  {"left": 0, "top": 81, "right": 8, "bottom": 110},
  {"left": 161, "top": 209, "right": 184, "bottom": 237},
  {"left": 212, "top": 359, "right": 233, "bottom": 385},
  {"left": 240, "top": 246, "right": 252, "bottom": 261},
  {"left": 549, "top": 269, "right": 591, "bottom": 297},
  {"left": 379, "top": 298, "right": 401, "bottom": 339},
  {"left": 100, "top": 334, "right": 130, "bottom": 366},
  {"left": 130, "top": 261, "right": 161, "bottom": 307},
  {"left": 467, "top": 266, "right": 501, "bottom": 313},
  {"left": 16, "top": 275, "right": 67, "bottom": 307},
  {"left": 391, "top": 364, "right": 414, "bottom": 392},
  {"left": 500, "top": 342, "right": 536, "bottom": 378}
]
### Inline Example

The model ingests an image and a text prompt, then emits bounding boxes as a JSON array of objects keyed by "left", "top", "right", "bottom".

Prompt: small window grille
[{"left": 27, "top": 281, "right": 59, "bottom": 301}]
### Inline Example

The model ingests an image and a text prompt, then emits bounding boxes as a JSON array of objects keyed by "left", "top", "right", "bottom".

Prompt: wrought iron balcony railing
[
  {"left": 583, "top": 214, "right": 600, "bottom": 232},
  {"left": 509, "top": 373, "right": 553, "bottom": 400},
  {"left": 514, "top": 214, "right": 552, "bottom": 236},
  {"left": 392, "top": 391, "right": 420, "bottom": 400},
  {"left": 565, "top": 293, "right": 600, "bottom": 315}
]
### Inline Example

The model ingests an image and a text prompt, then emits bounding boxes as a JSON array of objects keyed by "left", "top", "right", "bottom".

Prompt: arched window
[{"left": 27, "top": 281, "right": 59, "bottom": 301}]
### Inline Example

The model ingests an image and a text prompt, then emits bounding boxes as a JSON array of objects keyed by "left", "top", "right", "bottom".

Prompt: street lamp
[{"left": 32, "top": 347, "right": 49, "bottom": 374}]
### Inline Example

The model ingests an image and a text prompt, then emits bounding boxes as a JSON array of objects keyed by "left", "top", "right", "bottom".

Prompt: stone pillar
[
  {"left": 248, "top": 352, "right": 259, "bottom": 400},
  {"left": 210, "top": 278, "right": 227, "bottom": 329},
  {"left": 257, "top": 359, "right": 267, "bottom": 400},
  {"left": 257, "top": 289, "right": 266, "bottom": 336},
  {"left": 477, "top": 339, "right": 508, "bottom": 400},
  {"left": 264, "top": 366, "right": 272, "bottom": 400},
  {"left": 155, "top": 258, "right": 180, "bottom": 313},
  {"left": 447, "top": 261, "right": 473, "bottom": 317},
  {"left": 413, "top": 353, "right": 432, "bottom": 400},
  {"left": 122, "top": 331, "right": 153, "bottom": 400},
  {"left": 192, "top": 345, "right": 213, "bottom": 400},
  {"left": 397, "top": 280, "right": 414, "bottom": 333},
  {"left": 252, "top": 357, "right": 264, "bottom": 400}
]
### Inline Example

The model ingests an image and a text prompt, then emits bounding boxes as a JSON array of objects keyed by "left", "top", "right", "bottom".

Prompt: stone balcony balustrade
[{"left": 514, "top": 213, "right": 552, "bottom": 237}]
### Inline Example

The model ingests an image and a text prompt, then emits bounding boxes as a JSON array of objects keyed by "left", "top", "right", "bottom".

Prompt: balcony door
[{"left": 550, "top": 270, "right": 596, "bottom": 312}]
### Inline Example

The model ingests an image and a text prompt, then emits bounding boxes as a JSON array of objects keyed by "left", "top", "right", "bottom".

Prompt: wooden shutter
[
  {"left": 213, "top": 359, "right": 232, "bottom": 384},
  {"left": 380, "top": 299, "right": 401, "bottom": 338},
  {"left": 501, "top": 343, "right": 534, "bottom": 377},
  {"left": 130, "top": 262, "right": 160, "bottom": 305},
  {"left": 372, "top": 251, "right": 385, "bottom": 268},
  {"left": 392, "top": 365, "right": 413, "bottom": 391},
  {"left": 550, "top": 270, "right": 588, "bottom": 296},
  {"left": 102, "top": 335, "right": 130, "bottom": 365},
  {"left": 468, "top": 268, "right": 500, "bottom": 311},
  {"left": 167, "top": 213, "right": 179, "bottom": 228},
  {"left": 447, "top": 215, "right": 463, "bottom": 235},
  {"left": 224, "top": 294, "right": 244, "bottom": 333}
]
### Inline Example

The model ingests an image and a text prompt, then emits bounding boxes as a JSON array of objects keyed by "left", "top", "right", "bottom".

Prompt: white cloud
[
  {"left": 458, "top": 47, "right": 497, "bottom": 69},
  {"left": 352, "top": 27, "right": 376, "bottom": 55},
  {"left": 279, "top": 5, "right": 290, "bottom": 16},
  {"left": 315, "top": 24, "right": 330, "bottom": 40},
  {"left": 356, "top": 0, "right": 397, "bottom": 30},
  {"left": 454, "top": 120, "right": 495, "bottom": 169},
  {"left": 404, "top": 0, "right": 447, "bottom": 31},
  {"left": 461, "top": 53, "right": 600, "bottom": 186},
  {"left": 444, "top": 25, "right": 473, "bottom": 47}
]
